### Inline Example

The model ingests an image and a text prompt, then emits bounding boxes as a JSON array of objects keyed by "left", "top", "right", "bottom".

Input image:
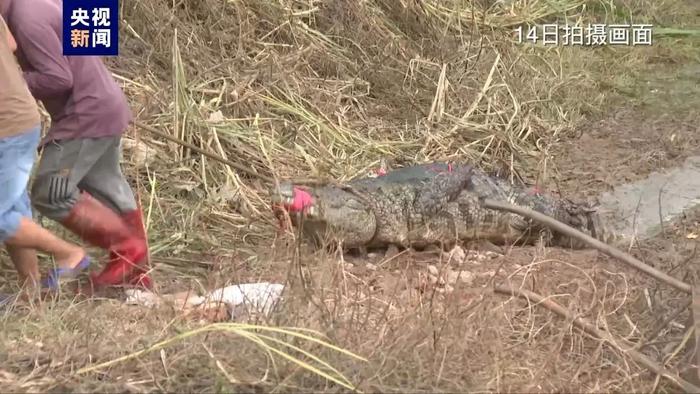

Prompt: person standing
[
  {"left": 1, "top": 13, "right": 90, "bottom": 293},
  {"left": 0, "top": 0, "right": 153, "bottom": 293}
]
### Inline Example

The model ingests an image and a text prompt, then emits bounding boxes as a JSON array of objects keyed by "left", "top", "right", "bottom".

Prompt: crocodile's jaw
[
  {"left": 270, "top": 181, "right": 316, "bottom": 208},
  {"left": 277, "top": 185, "right": 379, "bottom": 250},
  {"left": 270, "top": 183, "right": 321, "bottom": 232}
]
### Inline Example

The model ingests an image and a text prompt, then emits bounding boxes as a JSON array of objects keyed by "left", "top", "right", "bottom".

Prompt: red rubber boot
[
  {"left": 98, "top": 206, "right": 153, "bottom": 290},
  {"left": 120, "top": 204, "right": 153, "bottom": 290},
  {"left": 59, "top": 192, "right": 148, "bottom": 292}
]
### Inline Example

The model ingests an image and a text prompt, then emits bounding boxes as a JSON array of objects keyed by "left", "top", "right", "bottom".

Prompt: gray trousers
[{"left": 31, "top": 136, "right": 137, "bottom": 221}]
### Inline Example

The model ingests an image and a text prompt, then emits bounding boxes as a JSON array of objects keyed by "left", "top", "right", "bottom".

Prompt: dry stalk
[
  {"left": 494, "top": 284, "right": 700, "bottom": 393},
  {"left": 133, "top": 120, "right": 335, "bottom": 186},
  {"left": 692, "top": 286, "right": 700, "bottom": 383}
]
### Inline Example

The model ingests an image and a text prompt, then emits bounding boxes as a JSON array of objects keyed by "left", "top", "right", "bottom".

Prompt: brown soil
[{"left": 550, "top": 107, "right": 700, "bottom": 200}]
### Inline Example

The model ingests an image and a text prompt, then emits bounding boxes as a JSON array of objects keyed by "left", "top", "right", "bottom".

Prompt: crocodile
[{"left": 270, "top": 161, "right": 621, "bottom": 253}]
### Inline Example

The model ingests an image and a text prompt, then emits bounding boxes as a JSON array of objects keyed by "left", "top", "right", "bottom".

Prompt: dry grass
[{"left": 1, "top": 0, "right": 699, "bottom": 392}]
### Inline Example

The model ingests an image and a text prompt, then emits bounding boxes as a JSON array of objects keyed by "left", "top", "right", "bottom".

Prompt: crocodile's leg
[
  {"left": 517, "top": 195, "right": 624, "bottom": 249},
  {"left": 384, "top": 244, "right": 400, "bottom": 260},
  {"left": 415, "top": 165, "right": 473, "bottom": 217},
  {"left": 540, "top": 197, "right": 624, "bottom": 249},
  {"left": 553, "top": 212, "right": 623, "bottom": 249},
  {"left": 356, "top": 246, "right": 369, "bottom": 259}
]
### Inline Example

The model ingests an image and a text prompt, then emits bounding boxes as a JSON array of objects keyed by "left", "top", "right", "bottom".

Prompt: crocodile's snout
[
  {"left": 270, "top": 184, "right": 317, "bottom": 216},
  {"left": 270, "top": 182, "right": 294, "bottom": 204},
  {"left": 271, "top": 184, "right": 320, "bottom": 231},
  {"left": 287, "top": 187, "right": 315, "bottom": 214}
]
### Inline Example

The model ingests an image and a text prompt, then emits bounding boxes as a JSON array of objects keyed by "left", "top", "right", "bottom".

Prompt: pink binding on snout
[
  {"left": 275, "top": 187, "right": 315, "bottom": 232},
  {"left": 286, "top": 187, "right": 314, "bottom": 212}
]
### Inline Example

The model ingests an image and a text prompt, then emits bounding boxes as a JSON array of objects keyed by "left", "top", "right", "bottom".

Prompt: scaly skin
[
  {"left": 270, "top": 162, "right": 621, "bottom": 251},
  {"left": 451, "top": 164, "right": 621, "bottom": 248},
  {"left": 351, "top": 163, "right": 474, "bottom": 248}
]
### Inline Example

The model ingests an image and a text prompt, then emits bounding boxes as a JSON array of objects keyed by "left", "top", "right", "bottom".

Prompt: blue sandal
[{"left": 42, "top": 256, "right": 92, "bottom": 290}]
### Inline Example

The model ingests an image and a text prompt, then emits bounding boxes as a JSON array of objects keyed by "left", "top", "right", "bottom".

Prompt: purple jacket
[{"left": 0, "top": 0, "right": 132, "bottom": 146}]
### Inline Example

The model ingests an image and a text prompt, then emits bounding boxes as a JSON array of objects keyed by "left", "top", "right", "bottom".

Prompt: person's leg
[
  {"left": 4, "top": 217, "right": 86, "bottom": 272},
  {"left": 5, "top": 192, "right": 40, "bottom": 289},
  {"left": 0, "top": 127, "right": 89, "bottom": 290},
  {"left": 31, "top": 136, "right": 148, "bottom": 291},
  {"left": 78, "top": 136, "right": 152, "bottom": 290},
  {"left": 6, "top": 244, "right": 39, "bottom": 288},
  {"left": 78, "top": 136, "right": 138, "bottom": 215}
]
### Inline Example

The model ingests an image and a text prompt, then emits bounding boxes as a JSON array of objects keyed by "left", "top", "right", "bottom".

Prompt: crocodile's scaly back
[
  {"left": 350, "top": 162, "right": 455, "bottom": 186},
  {"left": 345, "top": 162, "right": 474, "bottom": 248},
  {"left": 416, "top": 165, "right": 473, "bottom": 216}
]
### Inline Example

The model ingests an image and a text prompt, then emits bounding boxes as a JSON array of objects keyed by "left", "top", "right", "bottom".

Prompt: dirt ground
[{"left": 551, "top": 103, "right": 700, "bottom": 201}]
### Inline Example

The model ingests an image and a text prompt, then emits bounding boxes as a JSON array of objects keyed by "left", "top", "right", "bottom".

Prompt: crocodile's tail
[
  {"left": 548, "top": 200, "right": 626, "bottom": 249},
  {"left": 508, "top": 192, "right": 624, "bottom": 250},
  {"left": 552, "top": 208, "right": 625, "bottom": 249}
]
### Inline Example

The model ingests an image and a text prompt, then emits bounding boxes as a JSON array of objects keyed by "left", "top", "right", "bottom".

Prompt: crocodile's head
[{"left": 269, "top": 181, "right": 378, "bottom": 248}]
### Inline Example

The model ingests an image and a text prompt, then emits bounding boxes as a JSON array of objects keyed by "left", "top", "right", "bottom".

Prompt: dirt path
[{"left": 547, "top": 60, "right": 700, "bottom": 382}]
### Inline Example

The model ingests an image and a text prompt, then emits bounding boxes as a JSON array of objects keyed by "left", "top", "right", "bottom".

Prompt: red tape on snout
[
  {"left": 272, "top": 188, "right": 315, "bottom": 231},
  {"left": 287, "top": 187, "right": 314, "bottom": 212}
]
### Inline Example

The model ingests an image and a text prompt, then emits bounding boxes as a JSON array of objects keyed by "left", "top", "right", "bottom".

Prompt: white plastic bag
[
  {"left": 124, "top": 282, "right": 285, "bottom": 319},
  {"left": 201, "top": 282, "right": 285, "bottom": 317}
]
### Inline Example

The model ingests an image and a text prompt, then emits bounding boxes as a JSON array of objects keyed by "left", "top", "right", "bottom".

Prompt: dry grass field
[{"left": 1, "top": 0, "right": 700, "bottom": 392}]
